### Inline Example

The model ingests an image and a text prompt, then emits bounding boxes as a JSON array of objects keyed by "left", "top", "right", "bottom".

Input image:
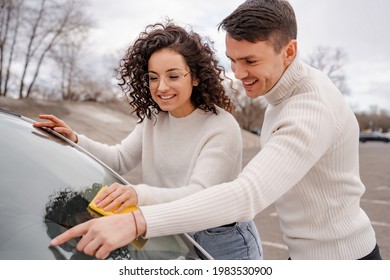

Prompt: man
[{"left": 51, "top": 0, "right": 381, "bottom": 260}]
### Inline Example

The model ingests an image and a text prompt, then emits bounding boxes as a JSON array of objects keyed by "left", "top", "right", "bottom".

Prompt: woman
[{"left": 35, "top": 20, "right": 262, "bottom": 260}]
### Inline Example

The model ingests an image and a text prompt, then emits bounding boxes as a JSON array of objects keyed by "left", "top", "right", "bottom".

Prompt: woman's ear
[{"left": 192, "top": 79, "right": 199, "bottom": 86}]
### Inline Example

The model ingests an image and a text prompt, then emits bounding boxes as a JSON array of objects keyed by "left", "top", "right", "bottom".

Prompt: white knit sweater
[
  {"left": 139, "top": 56, "right": 378, "bottom": 259},
  {"left": 77, "top": 107, "right": 243, "bottom": 204}
]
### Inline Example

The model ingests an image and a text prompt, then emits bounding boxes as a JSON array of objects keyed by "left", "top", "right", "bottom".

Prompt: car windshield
[{"left": 0, "top": 110, "right": 202, "bottom": 260}]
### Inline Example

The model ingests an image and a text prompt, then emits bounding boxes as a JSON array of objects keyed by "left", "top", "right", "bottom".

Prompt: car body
[
  {"left": 0, "top": 108, "right": 212, "bottom": 260},
  {"left": 359, "top": 132, "right": 390, "bottom": 143}
]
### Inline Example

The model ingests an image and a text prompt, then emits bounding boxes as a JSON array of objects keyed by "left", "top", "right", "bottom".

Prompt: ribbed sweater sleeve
[{"left": 77, "top": 123, "right": 143, "bottom": 175}]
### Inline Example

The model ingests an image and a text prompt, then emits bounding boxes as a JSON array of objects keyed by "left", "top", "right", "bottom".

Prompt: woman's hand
[
  {"left": 33, "top": 114, "right": 78, "bottom": 143},
  {"left": 95, "top": 183, "right": 138, "bottom": 213}
]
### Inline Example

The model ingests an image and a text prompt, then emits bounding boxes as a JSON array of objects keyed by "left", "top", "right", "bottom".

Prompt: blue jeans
[
  {"left": 358, "top": 244, "right": 382, "bottom": 260},
  {"left": 191, "top": 220, "right": 263, "bottom": 260}
]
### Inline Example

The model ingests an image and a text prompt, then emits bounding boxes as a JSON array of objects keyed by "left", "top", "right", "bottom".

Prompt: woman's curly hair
[{"left": 116, "top": 19, "right": 235, "bottom": 122}]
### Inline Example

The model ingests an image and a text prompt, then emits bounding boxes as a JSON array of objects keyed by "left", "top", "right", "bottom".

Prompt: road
[{"left": 244, "top": 142, "right": 390, "bottom": 260}]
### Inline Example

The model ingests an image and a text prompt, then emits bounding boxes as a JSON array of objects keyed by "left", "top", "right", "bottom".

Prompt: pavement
[{"left": 1, "top": 97, "right": 388, "bottom": 260}]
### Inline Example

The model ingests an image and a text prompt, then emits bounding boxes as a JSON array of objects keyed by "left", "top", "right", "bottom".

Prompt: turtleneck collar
[{"left": 264, "top": 54, "right": 306, "bottom": 106}]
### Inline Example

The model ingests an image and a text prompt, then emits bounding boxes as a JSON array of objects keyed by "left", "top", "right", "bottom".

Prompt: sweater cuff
[
  {"left": 139, "top": 204, "right": 177, "bottom": 238},
  {"left": 133, "top": 184, "right": 150, "bottom": 206},
  {"left": 76, "top": 133, "right": 87, "bottom": 146}
]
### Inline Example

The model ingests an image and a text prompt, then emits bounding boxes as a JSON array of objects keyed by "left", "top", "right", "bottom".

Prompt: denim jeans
[
  {"left": 191, "top": 220, "right": 263, "bottom": 260},
  {"left": 358, "top": 244, "right": 382, "bottom": 260}
]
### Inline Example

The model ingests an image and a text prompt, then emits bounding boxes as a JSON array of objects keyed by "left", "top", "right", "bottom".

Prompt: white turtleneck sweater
[
  {"left": 139, "top": 56, "right": 378, "bottom": 260},
  {"left": 77, "top": 107, "right": 242, "bottom": 205}
]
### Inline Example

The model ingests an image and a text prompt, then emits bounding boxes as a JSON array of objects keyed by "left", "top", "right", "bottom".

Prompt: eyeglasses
[{"left": 142, "top": 71, "right": 190, "bottom": 90}]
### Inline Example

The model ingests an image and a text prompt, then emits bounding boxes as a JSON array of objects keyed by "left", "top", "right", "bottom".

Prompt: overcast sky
[{"left": 85, "top": 0, "right": 390, "bottom": 113}]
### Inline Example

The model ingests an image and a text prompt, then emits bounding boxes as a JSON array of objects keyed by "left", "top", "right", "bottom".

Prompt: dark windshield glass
[{"left": 0, "top": 111, "right": 194, "bottom": 260}]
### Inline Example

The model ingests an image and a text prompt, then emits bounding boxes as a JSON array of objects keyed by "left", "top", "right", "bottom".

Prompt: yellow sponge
[
  {"left": 88, "top": 186, "right": 147, "bottom": 250},
  {"left": 88, "top": 186, "right": 138, "bottom": 216}
]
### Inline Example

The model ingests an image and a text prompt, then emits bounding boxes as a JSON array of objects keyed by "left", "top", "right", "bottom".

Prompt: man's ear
[{"left": 284, "top": 39, "right": 297, "bottom": 66}]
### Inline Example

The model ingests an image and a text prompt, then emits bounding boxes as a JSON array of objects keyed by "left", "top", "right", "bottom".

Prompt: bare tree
[
  {"left": 17, "top": 0, "right": 46, "bottom": 98},
  {"left": 0, "top": 0, "right": 10, "bottom": 95},
  {"left": 51, "top": 35, "right": 84, "bottom": 100},
  {"left": 3, "top": 0, "right": 22, "bottom": 97},
  {"left": 53, "top": 35, "right": 81, "bottom": 100},
  {"left": 304, "top": 46, "right": 350, "bottom": 95},
  {"left": 0, "top": 0, "right": 22, "bottom": 96},
  {"left": 20, "top": 0, "right": 92, "bottom": 98},
  {"left": 3, "top": 0, "right": 92, "bottom": 99}
]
